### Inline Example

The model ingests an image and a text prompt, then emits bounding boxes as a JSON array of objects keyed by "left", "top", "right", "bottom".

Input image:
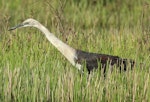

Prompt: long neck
[{"left": 36, "top": 23, "right": 77, "bottom": 66}]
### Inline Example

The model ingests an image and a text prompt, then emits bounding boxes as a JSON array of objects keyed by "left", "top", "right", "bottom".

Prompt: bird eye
[{"left": 23, "top": 22, "right": 29, "bottom": 25}]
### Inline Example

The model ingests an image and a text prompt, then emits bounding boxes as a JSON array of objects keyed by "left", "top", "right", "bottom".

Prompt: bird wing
[
  {"left": 75, "top": 50, "right": 134, "bottom": 72},
  {"left": 76, "top": 50, "right": 119, "bottom": 63}
]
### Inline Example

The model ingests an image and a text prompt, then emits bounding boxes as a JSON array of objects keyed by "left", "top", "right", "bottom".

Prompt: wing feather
[{"left": 75, "top": 50, "right": 134, "bottom": 73}]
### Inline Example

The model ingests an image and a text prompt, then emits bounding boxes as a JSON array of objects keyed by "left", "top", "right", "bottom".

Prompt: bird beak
[{"left": 8, "top": 23, "right": 24, "bottom": 31}]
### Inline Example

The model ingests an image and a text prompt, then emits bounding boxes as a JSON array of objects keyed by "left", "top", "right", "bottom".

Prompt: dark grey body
[{"left": 75, "top": 50, "right": 135, "bottom": 74}]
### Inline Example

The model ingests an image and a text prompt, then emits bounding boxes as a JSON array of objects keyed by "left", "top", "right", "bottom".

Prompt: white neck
[{"left": 35, "top": 23, "right": 77, "bottom": 66}]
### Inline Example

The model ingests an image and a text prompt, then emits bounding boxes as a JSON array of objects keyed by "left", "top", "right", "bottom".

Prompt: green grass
[{"left": 0, "top": 0, "right": 150, "bottom": 101}]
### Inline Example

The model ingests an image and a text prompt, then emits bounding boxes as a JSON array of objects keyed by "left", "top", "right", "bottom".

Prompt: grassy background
[{"left": 0, "top": 0, "right": 150, "bottom": 101}]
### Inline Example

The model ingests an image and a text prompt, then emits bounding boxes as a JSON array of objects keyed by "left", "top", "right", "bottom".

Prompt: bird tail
[{"left": 119, "top": 58, "right": 135, "bottom": 71}]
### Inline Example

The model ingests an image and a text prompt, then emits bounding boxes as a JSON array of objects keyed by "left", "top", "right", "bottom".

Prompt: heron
[{"left": 9, "top": 18, "right": 135, "bottom": 74}]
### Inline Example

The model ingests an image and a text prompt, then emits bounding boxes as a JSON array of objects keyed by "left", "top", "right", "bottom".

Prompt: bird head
[{"left": 9, "top": 18, "right": 39, "bottom": 31}]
